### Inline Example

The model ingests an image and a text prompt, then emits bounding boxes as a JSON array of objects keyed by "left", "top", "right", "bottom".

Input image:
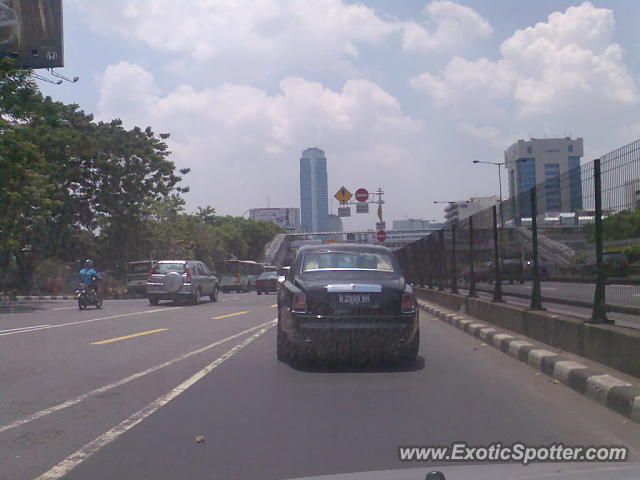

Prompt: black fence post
[
  {"left": 468, "top": 215, "right": 477, "bottom": 298},
  {"left": 529, "top": 187, "right": 544, "bottom": 310},
  {"left": 438, "top": 229, "right": 445, "bottom": 291},
  {"left": 492, "top": 205, "right": 503, "bottom": 302},
  {"left": 451, "top": 221, "right": 458, "bottom": 294},
  {"left": 427, "top": 235, "right": 434, "bottom": 289},
  {"left": 591, "top": 158, "right": 609, "bottom": 323}
]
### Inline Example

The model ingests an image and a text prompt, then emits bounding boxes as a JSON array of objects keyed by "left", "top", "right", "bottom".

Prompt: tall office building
[
  {"left": 505, "top": 137, "right": 583, "bottom": 218},
  {"left": 300, "top": 147, "right": 329, "bottom": 233}
]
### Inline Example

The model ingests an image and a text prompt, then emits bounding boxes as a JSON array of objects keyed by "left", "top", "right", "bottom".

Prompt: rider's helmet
[{"left": 84, "top": 259, "right": 93, "bottom": 268}]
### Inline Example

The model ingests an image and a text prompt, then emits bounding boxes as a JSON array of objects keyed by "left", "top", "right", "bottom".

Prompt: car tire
[
  {"left": 210, "top": 287, "right": 219, "bottom": 302},
  {"left": 192, "top": 288, "right": 201, "bottom": 305},
  {"left": 397, "top": 330, "right": 419, "bottom": 364},
  {"left": 149, "top": 296, "right": 159, "bottom": 306},
  {"left": 257, "top": 291, "right": 262, "bottom": 295}
]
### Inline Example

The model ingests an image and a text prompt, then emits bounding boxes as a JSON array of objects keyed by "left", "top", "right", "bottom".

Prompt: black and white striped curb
[
  {"left": 0, "top": 295, "right": 73, "bottom": 301},
  {"left": 419, "top": 300, "right": 640, "bottom": 424},
  {"left": 0, "top": 294, "right": 141, "bottom": 301}
]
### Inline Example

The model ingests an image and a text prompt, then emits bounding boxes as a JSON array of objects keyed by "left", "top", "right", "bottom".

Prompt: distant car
[
  {"left": 277, "top": 243, "right": 419, "bottom": 364},
  {"left": 146, "top": 260, "right": 219, "bottom": 305},
  {"left": 126, "top": 260, "right": 156, "bottom": 295},
  {"left": 256, "top": 271, "right": 278, "bottom": 295}
]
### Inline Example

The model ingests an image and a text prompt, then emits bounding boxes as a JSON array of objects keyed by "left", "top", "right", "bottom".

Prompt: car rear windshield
[
  {"left": 153, "top": 263, "right": 185, "bottom": 274},
  {"left": 301, "top": 252, "right": 395, "bottom": 272},
  {"left": 259, "top": 272, "right": 278, "bottom": 279},
  {"left": 128, "top": 262, "right": 154, "bottom": 274}
]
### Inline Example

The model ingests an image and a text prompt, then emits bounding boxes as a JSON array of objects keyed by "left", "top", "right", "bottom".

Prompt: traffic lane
[
  {"left": 0, "top": 294, "right": 276, "bottom": 426},
  {"left": 468, "top": 290, "right": 639, "bottom": 329},
  {"left": 1, "top": 321, "right": 276, "bottom": 480},
  {"left": 0, "top": 291, "right": 256, "bottom": 332},
  {"left": 0, "top": 297, "right": 179, "bottom": 334},
  {"left": 479, "top": 281, "right": 638, "bottom": 307},
  {"left": 62, "top": 313, "right": 640, "bottom": 480}
]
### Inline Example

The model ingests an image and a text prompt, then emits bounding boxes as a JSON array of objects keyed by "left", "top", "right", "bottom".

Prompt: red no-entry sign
[
  {"left": 355, "top": 188, "right": 369, "bottom": 203},
  {"left": 376, "top": 230, "right": 386, "bottom": 242}
]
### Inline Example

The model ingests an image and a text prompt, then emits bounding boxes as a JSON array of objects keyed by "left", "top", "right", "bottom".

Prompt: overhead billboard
[{"left": 0, "top": 0, "right": 64, "bottom": 69}]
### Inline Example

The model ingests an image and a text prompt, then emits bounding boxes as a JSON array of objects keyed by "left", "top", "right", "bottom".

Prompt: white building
[
  {"left": 504, "top": 137, "right": 583, "bottom": 218},
  {"left": 392, "top": 218, "right": 443, "bottom": 230},
  {"left": 249, "top": 208, "right": 300, "bottom": 231},
  {"left": 443, "top": 196, "right": 499, "bottom": 223}
]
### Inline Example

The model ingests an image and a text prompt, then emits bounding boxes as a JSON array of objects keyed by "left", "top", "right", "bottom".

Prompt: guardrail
[{"left": 396, "top": 138, "right": 640, "bottom": 326}]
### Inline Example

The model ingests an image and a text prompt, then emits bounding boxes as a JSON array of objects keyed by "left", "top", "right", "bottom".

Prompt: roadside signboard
[
  {"left": 338, "top": 206, "right": 351, "bottom": 217},
  {"left": 376, "top": 221, "right": 386, "bottom": 231},
  {"left": 355, "top": 188, "right": 369, "bottom": 203},
  {"left": 334, "top": 186, "right": 352, "bottom": 204},
  {"left": 356, "top": 203, "right": 369, "bottom": 214},
  {"left": 0, "top": 0, "right": 64, "bottom": 69},
  {"left": 376, "top": 230, "right": 386, "bottom": 242}
]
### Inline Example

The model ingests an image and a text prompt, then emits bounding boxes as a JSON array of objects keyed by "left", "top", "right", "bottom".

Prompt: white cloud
[
  {"left": 410, "top": 2, "right": 639, "bottom": 154},
  {"left": 402, "top": 0, "right": 492, "bottom": 53},
  {"left": 96, "top": 62, "right": 432, "bottom": 224},
  {"left": 76, "top": 0, "right": 491, "bottom": 76}
]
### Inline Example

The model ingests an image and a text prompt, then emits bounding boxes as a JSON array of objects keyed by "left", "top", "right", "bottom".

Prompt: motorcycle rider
[{"left": 78, "top": 259, "right": 102, "bottom": 304}]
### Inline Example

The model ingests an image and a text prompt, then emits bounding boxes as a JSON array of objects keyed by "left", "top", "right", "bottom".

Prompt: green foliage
[
  {"left": 0, "top": 61, "right": 281, "bottom": 292},
  {"left": 624, "top": 244, "right": 640, "bottom": 264},
  {"left": 583, "top": 208, "right": 640, "bottom": 243}
]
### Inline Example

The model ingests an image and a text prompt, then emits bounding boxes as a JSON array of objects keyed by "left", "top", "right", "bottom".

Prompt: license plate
[{"left": 338, "top": 293, "right": 370, "bottom": 305}]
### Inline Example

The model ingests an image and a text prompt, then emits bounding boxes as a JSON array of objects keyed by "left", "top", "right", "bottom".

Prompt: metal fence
[{"left": 396, "top": 138, "right": 640, "bottom": 326}]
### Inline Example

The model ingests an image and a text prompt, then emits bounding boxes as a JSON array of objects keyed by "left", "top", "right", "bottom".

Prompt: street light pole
[{"left": 473, "top": 160, "right": 504, "bottom": 227}]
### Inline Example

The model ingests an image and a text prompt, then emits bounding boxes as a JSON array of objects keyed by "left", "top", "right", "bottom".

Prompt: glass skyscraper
[{"left": 299, "top": 147, "right": 329, "bottom": 233}]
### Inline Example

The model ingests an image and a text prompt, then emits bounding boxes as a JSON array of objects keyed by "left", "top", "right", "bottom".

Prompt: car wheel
[
  {"left": 257, "top": 291, "right": 262, "bottom": 295},
  {"left": 210, "top": 287, "right": 219, "bottom": 302},
  {"left": 397, "top": 330, "right": 419, "bottom": 364},
  {"left": 192, "top": 288, "right": 201, "bottom": 305},
  {"left": 149, "top": 296, "right": 159, "bottom": 306}
]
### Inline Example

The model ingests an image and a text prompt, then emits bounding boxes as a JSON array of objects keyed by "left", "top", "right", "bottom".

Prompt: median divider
[{"left": 417, "top": 294, "right": 640, "bottom": 424}]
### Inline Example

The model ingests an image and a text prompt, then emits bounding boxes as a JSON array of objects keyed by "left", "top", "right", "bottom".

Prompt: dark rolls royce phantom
[{"left": 277, "top": 243, "right": 419, "bottom": 364}]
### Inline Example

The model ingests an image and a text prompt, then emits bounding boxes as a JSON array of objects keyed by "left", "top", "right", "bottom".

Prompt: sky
[{"left": 39, "top": 0, "right": 640, "bottom": 230}]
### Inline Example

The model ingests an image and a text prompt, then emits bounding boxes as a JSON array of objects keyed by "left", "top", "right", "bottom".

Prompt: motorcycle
[{"left": 76, "top": 283, "right": 103, "bottom": 310}]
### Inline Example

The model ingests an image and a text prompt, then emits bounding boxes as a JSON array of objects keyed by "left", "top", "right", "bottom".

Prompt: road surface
[{"left": 1, "top": 293, "right": 639, "bottom": 479}]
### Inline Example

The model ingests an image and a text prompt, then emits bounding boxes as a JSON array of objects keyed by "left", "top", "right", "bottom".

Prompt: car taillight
[
  {"left": 292, "top": 293, "right": 307, "bottom": 313},
  {"left": 402, "top": 293, "right": 415, "bottom": 313},
  {"left": 184, "top": 266, "right": 191, "bottom": 283}
]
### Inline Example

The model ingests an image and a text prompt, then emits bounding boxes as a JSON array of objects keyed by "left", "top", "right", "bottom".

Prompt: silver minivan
[{"left": 146, "top": 260, "right": 219, "bottom": 305}]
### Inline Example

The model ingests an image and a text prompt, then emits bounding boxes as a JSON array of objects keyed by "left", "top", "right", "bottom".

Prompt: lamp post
[{"left": 472, "top": 160, "right": 504, "bottom": 227}]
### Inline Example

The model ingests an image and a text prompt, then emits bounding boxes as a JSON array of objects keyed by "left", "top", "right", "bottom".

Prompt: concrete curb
[{"left": 419, "top": 300, "right": 640, "bottom": 424}]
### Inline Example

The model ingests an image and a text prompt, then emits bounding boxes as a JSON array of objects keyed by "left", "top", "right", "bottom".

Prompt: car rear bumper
[{"left": 287, "top": 313, "right": 418, "bottom": 353}]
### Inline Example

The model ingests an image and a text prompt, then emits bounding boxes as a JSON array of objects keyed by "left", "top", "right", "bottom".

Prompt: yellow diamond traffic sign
[{"left": 334, "top": 186, "right": 352, "bottom": 204}]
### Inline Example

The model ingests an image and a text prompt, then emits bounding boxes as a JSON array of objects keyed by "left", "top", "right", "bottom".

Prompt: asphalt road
[
  {"left": 469, "top": 281, "right": 639, "bottom": 329},
  {"left": 1, "top": 293, "right": 639, "bottom": 480}
]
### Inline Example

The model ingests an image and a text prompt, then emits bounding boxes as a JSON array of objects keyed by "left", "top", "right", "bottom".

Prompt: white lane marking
[
  {"left": 0, "top": 319, "right": 276, "bottom": 433},
  {"left": 0, "top": 307, "right": 181, "bottom": 337},
  {"left": 0, "top": 324, "right": 50, "bottom": 334},
  {"left": 35, "top": 321, "right": 275, "bottom": 480},
  {"left": 51, "top": 306, "right": 77, "bottom": 311}
]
